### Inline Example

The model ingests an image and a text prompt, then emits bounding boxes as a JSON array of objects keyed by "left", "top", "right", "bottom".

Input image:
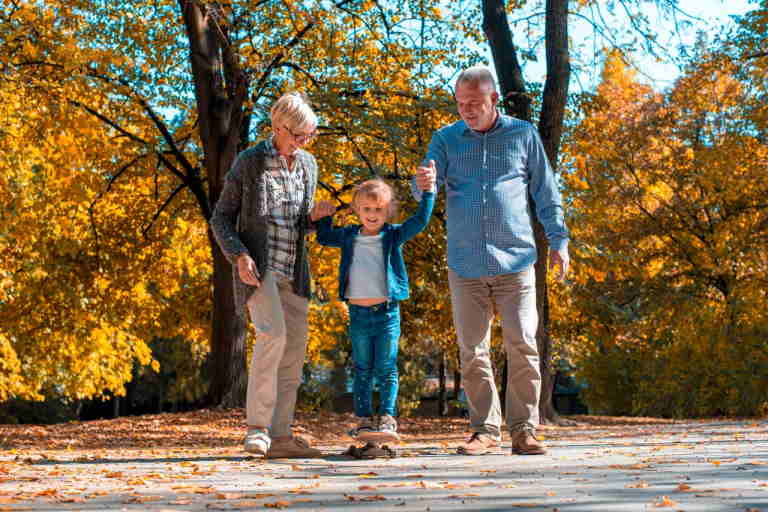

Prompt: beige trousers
[
  {"left": 245, "top": 272, "right": 309, "bottom": 437},
  {"left": 448, "top": 266, "right": 540, "bottom": 437}
]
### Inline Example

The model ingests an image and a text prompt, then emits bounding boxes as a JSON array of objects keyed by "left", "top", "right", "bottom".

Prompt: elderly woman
[{"left": 210, "top": 92, "right": 321, "bottom": 458}]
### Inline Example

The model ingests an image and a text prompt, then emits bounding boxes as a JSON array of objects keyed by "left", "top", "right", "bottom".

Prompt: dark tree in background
[{"left": 179, "top": 0, "right": 251, "bottom": 408}]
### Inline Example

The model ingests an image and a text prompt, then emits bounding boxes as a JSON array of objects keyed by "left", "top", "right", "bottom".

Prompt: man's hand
[
  {"left": 311, "top": 200, "right": 336, "bottom": 221},
  {"left": 416, "top": 160, "right": 437, "bottom": 192},
  {"left": 236, "top": 253, "right": 261, "bottom": 287},
  {"left": 549, "top": 247, "right": 570, "bottom": 282}
]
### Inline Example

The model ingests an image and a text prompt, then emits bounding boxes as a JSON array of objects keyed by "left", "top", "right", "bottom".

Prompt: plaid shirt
[
  {"left": 210, "top": 139, "right": 318, "bottom": 316},
  {"left": 263, "top": 136, "right": 307, "bottom": 279}
]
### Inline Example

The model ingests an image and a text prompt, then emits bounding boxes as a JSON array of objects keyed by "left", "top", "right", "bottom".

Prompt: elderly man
[{"left": 414, "top": 66, "right": 569, "bottom": 456}]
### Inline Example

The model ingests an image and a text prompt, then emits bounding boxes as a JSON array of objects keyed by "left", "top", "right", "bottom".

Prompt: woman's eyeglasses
[{"left": 284, "top": 125, "right": 317, "bottom": 143}]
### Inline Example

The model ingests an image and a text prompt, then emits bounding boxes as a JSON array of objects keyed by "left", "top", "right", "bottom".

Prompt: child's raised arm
[
  {"left": 313, "top": 200, "right": 347, "bottom": 247},
  {"left": 396, "top": 191, "right": 435, "bottom": 243},
  {"left": 311, "top": 200, "right": 337, "bottom": 222}
]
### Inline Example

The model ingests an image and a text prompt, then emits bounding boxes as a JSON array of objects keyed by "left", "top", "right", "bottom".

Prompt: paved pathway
[{"left": 3, "top": 419, "right": 768, "bottom": 511}]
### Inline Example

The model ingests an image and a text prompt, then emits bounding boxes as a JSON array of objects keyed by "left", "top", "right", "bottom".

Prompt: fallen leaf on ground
[
  {"left": 469, "top": 481, "right": 495, "bottom": 487},
  {"left": 653, "top": 495, "right": 677, "bottom": 507},
  {"left": 215, "top": 493, "right": 243, "bottom": 500},
  {"left": 57, "top": 496, "right": 85, "bottom": 503},
  {"left": 264, "top": 501, "right": 291, "bottom": 509},
  {"left": 124, "top": 495, "right": 163, "bottom": 503}
]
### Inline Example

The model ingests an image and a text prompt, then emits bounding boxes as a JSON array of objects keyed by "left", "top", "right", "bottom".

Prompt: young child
[{"left": 310, "top": 178, "right": 434, "bottom": 443}]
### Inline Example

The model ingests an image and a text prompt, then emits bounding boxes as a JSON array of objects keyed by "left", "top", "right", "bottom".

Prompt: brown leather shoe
[
  {"left": 457, "top": 432, "right": 500, "bottom": 455},
  {"left": 267, "top": 436, "right": 323, "bottom": 459},
  {"left": 511, "top": 429, "right": 547, "bottom": 455}
]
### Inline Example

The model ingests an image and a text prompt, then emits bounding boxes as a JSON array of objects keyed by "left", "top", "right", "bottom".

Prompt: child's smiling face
[{"left": 354, "top": 196, "right": 390, "bottom": 235}]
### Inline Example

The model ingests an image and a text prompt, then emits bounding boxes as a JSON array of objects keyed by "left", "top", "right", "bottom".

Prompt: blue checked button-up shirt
[{"left": 414, "top": 113, "right": 569, "bottom": 279}]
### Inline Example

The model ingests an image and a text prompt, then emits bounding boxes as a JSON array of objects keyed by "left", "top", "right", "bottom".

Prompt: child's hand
[
  {"left": 416, "top": 160, "right": 437, "bottom": 192},
  {"left": 311, "top": 200, "right": 336, "bottom": 221}
]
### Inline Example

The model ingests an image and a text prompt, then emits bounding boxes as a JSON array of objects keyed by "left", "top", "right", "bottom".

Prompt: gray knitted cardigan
[{"left": 209, "top": 140, "right": 317, "bottom": 316}]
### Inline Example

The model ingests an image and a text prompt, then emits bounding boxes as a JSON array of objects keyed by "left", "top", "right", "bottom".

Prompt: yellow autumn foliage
[
  {"left": 0, "top": 0, "right": 470, "bottom": 406},
  {"left": 557, "top": 46, "right": 768, "bottom": 417}
]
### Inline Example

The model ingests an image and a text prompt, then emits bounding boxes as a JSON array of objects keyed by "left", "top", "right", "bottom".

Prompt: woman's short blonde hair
[
  {"left": 270, "top": 91, "right": 318, "bottom": 131},
  {"left": 351, "top": 178, "right": 398, "bottom": 219}
]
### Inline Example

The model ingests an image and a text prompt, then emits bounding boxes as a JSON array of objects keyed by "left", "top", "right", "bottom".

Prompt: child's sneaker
[
  {"left": 363, "top": 414, "right": 400, "bottom": 443},
  {"left": 349, "top": 416, "right": 377, "bottom": 439},
  {"left": 244, "top": 428, "right": 271, "bottom": 456}
]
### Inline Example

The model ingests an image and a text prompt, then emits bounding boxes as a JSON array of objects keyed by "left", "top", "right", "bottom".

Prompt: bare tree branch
[
  {"left": 276, "top": 61, "right": 324, "bottom": 88},
  {"left": 252, "top": 20, "right": 317, "bottom": 101},
  {"left": 142, "top": 183, "right": 187, "bottom": 239},
  {"left": 745, "top": 51, "right": 768, "bottom": 60}
]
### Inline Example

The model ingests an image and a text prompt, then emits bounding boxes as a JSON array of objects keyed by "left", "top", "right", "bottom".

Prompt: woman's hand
[{"left": 236, "top": 253, "right": 261, "bottom": 286}]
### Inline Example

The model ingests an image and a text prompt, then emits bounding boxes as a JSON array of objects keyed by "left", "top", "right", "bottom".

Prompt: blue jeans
[{"left": 348, "top": 302, "right": 401, "bottom": 417}]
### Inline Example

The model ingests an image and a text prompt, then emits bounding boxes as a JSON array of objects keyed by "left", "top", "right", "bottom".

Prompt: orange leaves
[
  {"left": 652, "top": 495, "right": 677, "bottom": 507},
  {"left": 562, "top": 35, "right": 768, "bottom": 418}
]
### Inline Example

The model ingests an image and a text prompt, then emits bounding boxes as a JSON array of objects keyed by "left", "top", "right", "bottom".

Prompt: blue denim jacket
[{"left": 315, "top": 192, "right": 435, "bottom": 302}]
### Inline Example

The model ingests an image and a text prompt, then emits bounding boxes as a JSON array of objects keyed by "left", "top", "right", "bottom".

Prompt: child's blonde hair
[{"left": 351, "top": 178, "right": 398, "bottom": 219}]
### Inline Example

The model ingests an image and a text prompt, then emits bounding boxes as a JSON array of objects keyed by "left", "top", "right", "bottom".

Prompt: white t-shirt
[{"left": 346, "top": 233, "right": 388, "bottom": 299}]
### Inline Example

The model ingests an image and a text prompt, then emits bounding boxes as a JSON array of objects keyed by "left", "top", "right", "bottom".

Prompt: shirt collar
[
  {"left": 462, "top": 110, "right": 504, "bottom": 137},
  {"left": 266, "top": 135, "right": 305, "bottom": 169},
  {"left": 265, "top": 135, "right": 280, "bottom": 156}
]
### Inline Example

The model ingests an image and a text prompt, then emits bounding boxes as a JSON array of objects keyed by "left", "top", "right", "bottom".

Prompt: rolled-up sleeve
[
  {"left": 210, "top": 158, "right": 249, "bottom": 264},
  {"left": 526, "top": 126, "right": 569, "bottom": 251}
]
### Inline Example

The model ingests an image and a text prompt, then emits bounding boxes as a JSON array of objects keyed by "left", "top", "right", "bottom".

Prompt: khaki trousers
[
  {"left": 245, "top": 272, "right": 309, "bottom": 437},
  {"left": 448, "top": 266, "right": 540, "bottom": 437}
]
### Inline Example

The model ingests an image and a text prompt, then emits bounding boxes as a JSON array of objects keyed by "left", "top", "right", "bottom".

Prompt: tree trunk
[
  {"left": 453, "top": 370, "right": 461, "bottom": 400},
  {"left": 179, "top": 0, "right": 250, "bottom": 407},
  {"left": 453, "top": 345, "right": 462, "bottom": 400},
  {"left": 481, "top": 0, "right": 532, "bottom": 123},
  {"left": 481, "top": 0, "right": 572, "bottom": 425},
  {"left": 208, "top": 238, "right": 248, "bottom": 407},
  {"left": 536, "top": 0, "right": 572, "bottom": 425},
  {"left": 438, "top": 352, "right": 448, "bottom": 416}
]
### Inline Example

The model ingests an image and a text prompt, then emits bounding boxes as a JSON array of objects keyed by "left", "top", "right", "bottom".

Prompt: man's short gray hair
[
  {"left": 271, "top": 91, "right": 318, "bottom": 131},
  {"left": 456, "top": 66, "right": 498, "bottom": 91}
]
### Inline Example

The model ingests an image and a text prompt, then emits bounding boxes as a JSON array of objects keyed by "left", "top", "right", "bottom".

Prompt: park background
[{"left": 0, "top": 0, "right": 766, "bottom": 425}]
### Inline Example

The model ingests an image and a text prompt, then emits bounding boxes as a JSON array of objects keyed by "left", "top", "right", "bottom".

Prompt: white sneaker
[{"left": 244, "top": 428, "right": 271, "bottom": 455}]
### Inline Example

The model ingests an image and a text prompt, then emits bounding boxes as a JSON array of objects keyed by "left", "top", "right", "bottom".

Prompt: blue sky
[{"left": 501, "top": 0, "right": 758, "bottom": 92}]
